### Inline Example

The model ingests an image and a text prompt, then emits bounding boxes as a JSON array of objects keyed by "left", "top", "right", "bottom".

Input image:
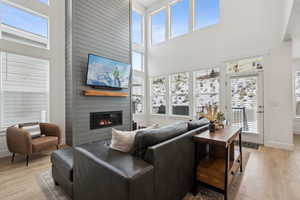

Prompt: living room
[{"left": 0, "top": 0, "right": 300, "bottom": 200}]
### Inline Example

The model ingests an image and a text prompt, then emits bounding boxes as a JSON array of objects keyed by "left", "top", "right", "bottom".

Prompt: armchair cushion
[
  {"left": 32, "top": 136, "right": 58, "bottom": 153},
  {"left": 40, "top": 123, "right": 61, "bottom": 144}
]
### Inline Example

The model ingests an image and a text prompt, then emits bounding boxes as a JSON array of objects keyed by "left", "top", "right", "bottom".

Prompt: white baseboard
[{"left": 264, "top": 141, "right": 295, "bottom": 151}]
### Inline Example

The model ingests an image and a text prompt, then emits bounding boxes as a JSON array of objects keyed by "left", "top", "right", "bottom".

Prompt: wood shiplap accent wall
[{"left": 65, "top": 0, "right": 131, "bottom": 146}]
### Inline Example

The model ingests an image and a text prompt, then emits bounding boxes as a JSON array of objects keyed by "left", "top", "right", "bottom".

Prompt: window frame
[
  {"left": 132, "top": 75, "right": 145, "bottom": 115},
  {"left": 193, "top": 0, "right": 220, "bottom": 31},
  {"left": 169, "top": 0, "right": 190, "bottom": 39},
  {"left": 131, "top": 9, "right": 144, "bottom": 46},
  {"left": 169, "top": 72, "right": 190, "bottom": 117},
  {"left": 150, "top": 76, "right": 168, "bottom": 115},
  {"left": 0, "top": 1, "right": 50, "bottom": 48},
  {"left": 193, "top": 67, "right": 221, "bottom": 118},
  {"left": 0, "top": 51, "right": 50, "bottom": 132},
  {"left": 150, "top": 7, "right": 167, "bottom": 46},
  {"left": 132, "top": 51, "right": 144, "bottom": 72}
]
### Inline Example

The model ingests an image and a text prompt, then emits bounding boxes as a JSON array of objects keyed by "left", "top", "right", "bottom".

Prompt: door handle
[{"left": 257, "top": 111, "right": 264, "bottom": 113}]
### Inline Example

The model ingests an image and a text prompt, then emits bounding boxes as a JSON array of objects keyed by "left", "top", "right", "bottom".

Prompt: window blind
[{"left": 0, "top": 52, "right": 49, "bottom": 130}]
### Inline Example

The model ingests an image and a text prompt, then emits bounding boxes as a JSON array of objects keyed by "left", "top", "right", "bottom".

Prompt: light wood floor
[{"left": 1, "top": 137, "right": 300, "bottom": 200}]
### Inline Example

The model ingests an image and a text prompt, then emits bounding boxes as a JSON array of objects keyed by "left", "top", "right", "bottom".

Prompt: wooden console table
[{"left": 193, "top": 126, "right": 243, "bottom": 200}]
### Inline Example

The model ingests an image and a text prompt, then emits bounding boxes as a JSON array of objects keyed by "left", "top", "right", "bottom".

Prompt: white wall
[
  {"left": 282, "top": 0, "right": 295, "bottom": 40},
  {"left": 0, "top": 0, "right": 65, "bottom": 157},
  {"left": 292, "top": 37, "right": 300, "bottom": 59},
  {"left": 146, "top": 0, "right": 294, "bottom": 149},
  {"left": 263, "top": 43, "right": 294, "bottom": 149}
]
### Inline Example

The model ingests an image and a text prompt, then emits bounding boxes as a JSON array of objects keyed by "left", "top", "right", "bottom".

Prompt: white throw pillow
[
  {"left": 21, "top": 124, "right": 41, "bottom": 138},
  {"left": 110, "top": 124, "right": 159, "bottom": 153},
  {"left": 110, "top": 129, "right": 137, "bottom": 152}
]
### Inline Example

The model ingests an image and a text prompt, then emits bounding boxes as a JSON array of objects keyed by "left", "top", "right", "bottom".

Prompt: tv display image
[{"left": 86, "top": 54, "right": 131, "bottom": 89}]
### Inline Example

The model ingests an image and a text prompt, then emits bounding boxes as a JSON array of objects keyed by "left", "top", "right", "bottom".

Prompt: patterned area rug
[{"left": 37, "top": 152, "right": 249, "bottom": 200}]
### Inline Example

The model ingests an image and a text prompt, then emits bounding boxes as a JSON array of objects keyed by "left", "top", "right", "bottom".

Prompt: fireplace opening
[{"left": 90, "top": 111, "right": 122, "bottom": 129}]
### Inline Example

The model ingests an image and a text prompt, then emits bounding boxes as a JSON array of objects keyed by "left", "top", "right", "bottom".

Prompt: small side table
[{"left": 193, "top": 126, "right": 243, "bottom": 200}]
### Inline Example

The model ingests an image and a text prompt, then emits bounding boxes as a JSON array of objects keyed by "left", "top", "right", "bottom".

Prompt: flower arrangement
[
  {"left": 200, "top": 105, "right": 225, "bottom": 132},
  {"left": 201, "top": 105, "right": 218, "bottom": 122}
]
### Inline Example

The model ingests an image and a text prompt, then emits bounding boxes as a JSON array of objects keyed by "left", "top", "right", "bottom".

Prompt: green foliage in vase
[{"left": 216, "top": 112, "right": 225, "bottom": 122}]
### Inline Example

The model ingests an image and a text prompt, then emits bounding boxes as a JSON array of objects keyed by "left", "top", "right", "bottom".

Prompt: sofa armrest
[
  {"left": 73, "top": 142, "right": 154, "bottom": 200},
  {"left": 40, "top": 123, "right": 61, "bottom": 144},
  {"left": 6, "top": 127, "right": 32, "bottom": 155}
]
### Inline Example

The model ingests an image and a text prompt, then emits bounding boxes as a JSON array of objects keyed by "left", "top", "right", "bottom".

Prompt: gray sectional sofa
[{"left": 51, "top": 119, "right": 209, "bottom": 200}]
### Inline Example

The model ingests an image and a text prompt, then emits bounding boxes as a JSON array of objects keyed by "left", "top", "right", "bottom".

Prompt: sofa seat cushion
[
  {"left": 132, "top": 121, "right": 188, "bottom": 158},
  {"left": 187, "top": 118, "right": 209, "bottom": 131},
  {"left": 32, "top": 136, "right": 58, "bottom": 153},
  {"left": 51, "top": 148, "right": 74, "bottom": 181}
]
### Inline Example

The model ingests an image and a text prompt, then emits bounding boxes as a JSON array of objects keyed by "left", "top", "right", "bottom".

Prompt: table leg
[
  {"left": 239, "top": 131, "right": 243, "bottom": 172},
  {"left": 224, "top": 146, "right": 229, "bottom": 200}
]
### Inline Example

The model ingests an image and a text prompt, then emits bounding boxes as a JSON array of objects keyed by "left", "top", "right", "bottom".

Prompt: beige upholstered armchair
[{"left": 6, "top": 123, "right": 61, "bottom": 166}]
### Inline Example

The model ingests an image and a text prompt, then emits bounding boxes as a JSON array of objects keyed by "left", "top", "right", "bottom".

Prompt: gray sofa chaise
[{"left": 51, "top": 119, "right": 209, "bottom": 200}]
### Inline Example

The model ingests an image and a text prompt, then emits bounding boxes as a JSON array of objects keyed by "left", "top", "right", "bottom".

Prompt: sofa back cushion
[
  {"left": 187, "top": 118, "right": 209, "bottom": 131},
  {"left": 131, "top": 121, "right": 188, "bottom": 158}
]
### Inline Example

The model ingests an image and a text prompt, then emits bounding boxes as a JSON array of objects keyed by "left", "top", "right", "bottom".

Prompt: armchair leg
[
  {"left": 56, "top": 144, "right": 60, "bottom": 150},
  {"left": 11, "top": 153, "right": 15, "bottom": 163},
  {"left": 26, "top": 155, "right": 29, "bottom": 166}
]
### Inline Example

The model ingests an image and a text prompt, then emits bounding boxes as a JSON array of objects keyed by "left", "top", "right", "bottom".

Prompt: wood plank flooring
[{"left": 0, "top": 137, "right": 300, "bottom": 200}]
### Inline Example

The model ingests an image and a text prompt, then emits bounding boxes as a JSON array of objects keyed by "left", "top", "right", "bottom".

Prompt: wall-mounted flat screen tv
[{"left": 86, "top": 54, "right": 131, "bottom": 89}]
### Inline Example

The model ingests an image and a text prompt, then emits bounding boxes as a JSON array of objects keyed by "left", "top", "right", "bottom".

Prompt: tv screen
[{"left": 86, "top": 54, "right": 131, "bottom": 89}]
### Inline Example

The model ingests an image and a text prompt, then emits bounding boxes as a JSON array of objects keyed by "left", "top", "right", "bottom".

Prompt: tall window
[
  {"left": 151, "top": 10, "right": 166, "bottom": 45},
  {"left": 132, "top": 51, "right": 143, "bottom": 71},
  {"left": 194, "top": 0, "right": 219, "bottom": 30},
  {"left": 170, "top": 72, "right": 189, "bottom": 116},
  {"left": 170, "top": 0, "right": 189, "bottom": 38},
  {"left": 194, "top": 68, "right": 220, "bottom": 116},
  {"left": 295, "top": 71, "right": 300, "bottom": 117},
  {"left": 151, "top": 77, "right": 167, "bottom": 114},
  {"left": 0, "top": 3, "right": 48, "bottom": 38},
  {"left": 0, "top": 52, "right": 49, "bottom": 130},
  {"left": 132, "top": 76, "right": 144, "bottom": 114},
  {"left": 131, "top": 11, "right": 143, "bottom": 44}
]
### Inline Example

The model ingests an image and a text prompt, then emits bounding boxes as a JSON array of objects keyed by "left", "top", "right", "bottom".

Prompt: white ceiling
[{"left": 134, "top": 0, "right": 161, "bottom": 7}]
